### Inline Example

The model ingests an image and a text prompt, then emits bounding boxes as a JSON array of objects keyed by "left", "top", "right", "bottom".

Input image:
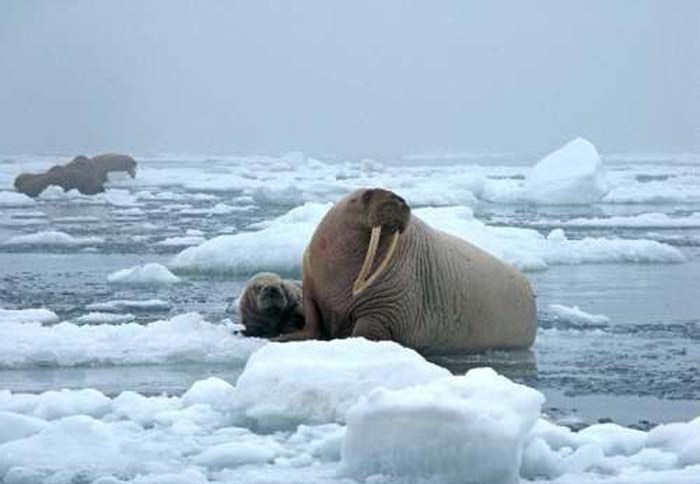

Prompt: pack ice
[{"left": 0, "top": 339, "right": 697, "bottom": 484}]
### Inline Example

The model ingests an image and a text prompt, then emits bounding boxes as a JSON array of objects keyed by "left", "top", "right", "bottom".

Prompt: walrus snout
[
  {"left": 363, "top": 189, "right": 411, "bottom": 234},
  {"left": 257, "top": 284, "right": 286, "bottom": 312}
]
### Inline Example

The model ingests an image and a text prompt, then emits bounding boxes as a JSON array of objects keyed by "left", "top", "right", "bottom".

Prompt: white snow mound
[
  {"left": 231, "top": 339, "right": 450, "bottom": 430},
  {"left": 341, "top": 367, "right": 544, "bottom": 484},
  {"left": 0, "top": 308, "right": 59, "bottom": 325},
  {"left": 107, "top": 263, "right": 181, "bottom": 285},
  {"left": 525, "top": 138, "right": 609, "bottom": 205}
]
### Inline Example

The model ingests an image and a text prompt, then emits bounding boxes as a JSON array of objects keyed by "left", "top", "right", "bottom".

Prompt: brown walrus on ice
[
  {"left": 275, "top": 188, "right": 537, "bottom": 354},
  {"left": 14, "top": 153, "right": 138, "bottom": 197}
]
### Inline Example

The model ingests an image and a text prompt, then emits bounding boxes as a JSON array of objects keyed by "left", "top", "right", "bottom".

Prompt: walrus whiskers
[{"left": 352, "top": 227, "right": 399, "bottom": 297}]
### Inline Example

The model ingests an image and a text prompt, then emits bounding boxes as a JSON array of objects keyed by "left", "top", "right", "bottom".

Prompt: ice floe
[
  {"left": 342, "top": 367, "right": 544, "bottom": 483},
  {"left": 524, "top": 138, "right": 610, "bottom": 205},
  {"left": 156, "top": 235, "right": 206, "bottom": 247},
  {"left": 85, "top": 299, "right": 171, "bottom": 312},
  {"left": 0, "top": 312, "right": 263, "bottom": 368},
  {"left": 171, "top": 202, "right": 685, "bottom": 275},
  {"left": 546, "top": 304, "right": 611, "bottom": 328},
  {"left": 231, "top": 339, "right": 450, "bottom": 430},
  {"left": 108, "top": 263, "right": 181, "bottom": 285},
  {"left": 0, "top": 191, "right": 35, "bottom": 207},
  {"left": 526, "top": 212, "right": 700, "bottom": 229},
  {"left": 0, "top": 339, "right": 696, "bottom": 483},
  {"left": 1, "top": 230, "right": 104, "bottom": 247},
  {"left": 0, "top": 308, "right": 59, "bottom": 325},
  {"left": 74, "top": 312, "right": 135, "bottom": 325}
]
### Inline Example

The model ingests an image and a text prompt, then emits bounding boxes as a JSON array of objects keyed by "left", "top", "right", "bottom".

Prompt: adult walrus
[
  {"left": 276, "top": 188, "right": 537, "bottom": 354},
  {"left": 91, "top": 153, "right": 137, "bottom": 181}
]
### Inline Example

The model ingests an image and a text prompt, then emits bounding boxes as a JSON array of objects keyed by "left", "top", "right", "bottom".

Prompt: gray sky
[{"left": 1, "top": 0, "right": 698, "bottom": 158}]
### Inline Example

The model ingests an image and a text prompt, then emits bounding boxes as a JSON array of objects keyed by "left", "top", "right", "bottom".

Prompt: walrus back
[{"left": 409, "top": 217, "right": 537, "bottom": 353}]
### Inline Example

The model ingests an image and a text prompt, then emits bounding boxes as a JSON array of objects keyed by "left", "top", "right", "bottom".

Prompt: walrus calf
[
  {"left": 238, "top": 272, "right": 305, "bottom": 338},
  {"left": 277, "top": 188, "right": 537, "bottom": 354},
  {"left": 13, "top": 153, "right": 137, "bottom": 197}
]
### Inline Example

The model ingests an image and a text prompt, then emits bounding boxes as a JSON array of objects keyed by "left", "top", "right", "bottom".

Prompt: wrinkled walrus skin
[
  {"left": 13, "top": 153, "right": 137, "bottom": 197},
  {"left": 276, "top": 188, "right": 537, "bottom": 354}
]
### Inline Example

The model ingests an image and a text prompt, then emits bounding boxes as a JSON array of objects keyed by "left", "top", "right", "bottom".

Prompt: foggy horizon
[{"left": 1, "top": 0, "right": 698, "bottom": 159}]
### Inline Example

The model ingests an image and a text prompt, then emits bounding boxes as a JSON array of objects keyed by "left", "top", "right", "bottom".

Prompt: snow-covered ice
[
  {"left": 108, "top": 263, "right": 181, "bottom": 285},
  {"left": 0, "top": 312, "right": 263, "bottom": 368},
  {"left": 230, "top": 339, "right": 450, "bottom": 430},
  {"left": 0, "top": 191, "right": 35, "bottom": 207},
  {"left": 170, "top": 203, "right": 331, "bottom": 275},
  {"left": 74, "top": 312, "right": 135, "bottom": 325},
  {"left": 2, "top": 230, "right": 104, "bottom": 247},
  {"left": 547, "top": 304, "right": 611, "bottom": 328},
  {"left": 85, "top": 299, "right": 171, "bottom": 312},
  {"left": 170, "top": 202, "right": 685, "bottom": 275},
  {"left": 156, "top": 235, "right": 206, "bottom": 247},
  {"left": 342, "top": 367, "right": 544, "bottom": 484},
  {"left": 0, "top": 308, "right": 59, "bottom": 325},
  {"left": 524, "top": 138, "right": 610, "bottom": 205},
  {"left": 0, "top": 338, "right": 694, "bottom": 483}
]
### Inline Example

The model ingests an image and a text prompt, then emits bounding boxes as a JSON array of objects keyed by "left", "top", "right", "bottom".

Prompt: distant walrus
[
  {"left": 91, "top": 153, "right": 137, "bottom": 182},
  {"left": 238, "top": 272, "right": 305, "bottom": 338},
  {"left": 276, "top": 188, "right": 537, "bottom": 354},
  {"left": 13, "top": 153, "right": 137, "bottom": 197}
]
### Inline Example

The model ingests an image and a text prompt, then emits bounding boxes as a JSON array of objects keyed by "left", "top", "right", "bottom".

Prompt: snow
[
  {"left": 0, "top": 308, "right": 59, "bottom": 325},
  {"left": 547, "top": 304, "right": 611, "bottom": 328},
  {"left": 156, "top": 235, "right": 206, "bottom": 247},
  {"left": 170, "top": 202, "right": 684, "bottom": 275},
  {"left": 108, "top": 263, "right": 181, "bottom": 285},
  {"left": 0, "top": 337, "right": 696, "bottom": 483},
  {"left": 524, "top": 138, "right": 610, "bottom": 205},
  {"left": 85, "top": 299, "right": 171, "bottom": 312},
  {"left": 1, "top": 230, "right": 104, "bottom": 246},
  {"left": 0, "top": 191, "right": 35, "bottom": 207},
  {"left": 170, "top": 202, "right": 330, "bottom": 275},
  {"left": 341, "top": 367, "right": 544, "bottom": 484},
  {"left": 230, "top": 339, "right": 450, "bottom": 430},
  {"left": 0, "top": 312, "right": 263, "bottom": 368},
  {"left": 528, "top": 212, "right": 700, "bottom": 229},
  {"left": 75, "top": 312, "right": 135, "bottom": 325}
]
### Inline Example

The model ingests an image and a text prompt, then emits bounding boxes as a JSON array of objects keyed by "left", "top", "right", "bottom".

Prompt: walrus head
[
  {"left": 14, "top": 173, "right": 50, "bottom": 198},
  {"left": 352, "top": 189, "right": 411, "bottom": 297},
  {"left": 239, "top": 272, "right": 293, "bottom": 338}
]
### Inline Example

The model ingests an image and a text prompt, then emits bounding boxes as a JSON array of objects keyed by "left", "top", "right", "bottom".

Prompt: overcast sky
[{"left": 1, "top": 0, "right": 698, "bottom": 158}]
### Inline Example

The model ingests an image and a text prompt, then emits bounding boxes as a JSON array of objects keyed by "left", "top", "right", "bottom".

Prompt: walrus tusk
[{"left": 352, "top": 227, "right": 399, "bottom": 297}]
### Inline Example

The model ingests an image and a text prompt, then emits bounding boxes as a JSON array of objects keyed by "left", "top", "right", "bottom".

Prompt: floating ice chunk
[
  {"left": 0, "top": 192, "right": 35, "bottom": 207},
  {"left": 155, "top": 235, "right": 206, "bottom": 247},
  {"left": 181, "top": 377, "right": 236, "bottom": 414},
  {"left": 524, "top": 138, "right": 609, "bottom": 205},
  {"left": 102, "top": 189, "right": 140, "bottom": 207},
  {"left": 547, "top": 304, "right": 611, "bottom": 328},
  {"left": 2, "top": 230, "right": 104, "bottom": 246},
  {"left": 341, "top": 367, "right": 544, "bottom": 484},
  {"left": 193, "top": 441, "right": 281, "bottom": 469},
  {"left": 186, "top": 229, "right": 204, "bottom": 236},
  {"left": 170, "top": 203, "right": 330, "bottom": 275},
  {"left": 85, "top": 299, "right": 171, "bottom": 312},
  {"left": 108, "top": 263, "right": 181, "bottom": 285},
  {"left": 530, "top": 212, "right": 700, "bottom": 229},
  {"left": 603, "top": 181, "right": 700, "bottom": 204},
  {"left": 231, "top": 339, "right": 450, "bottom": 430},
  {"left": 0, "top": 312, "right": 263, "bottom": 368},
  {"left": 0, "top": 412, "right": 47, "bottom": 444},
  {"left": 74, "top": 312, "right": 135, "bottom": 325},
  {"left": 0, "top": 308, "right": 58, "bottom": 325}
]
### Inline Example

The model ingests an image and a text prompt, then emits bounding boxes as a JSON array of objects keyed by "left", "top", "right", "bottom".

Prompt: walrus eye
[{"left": 352, "top": 226, "right": 399, "bottom": 297}]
